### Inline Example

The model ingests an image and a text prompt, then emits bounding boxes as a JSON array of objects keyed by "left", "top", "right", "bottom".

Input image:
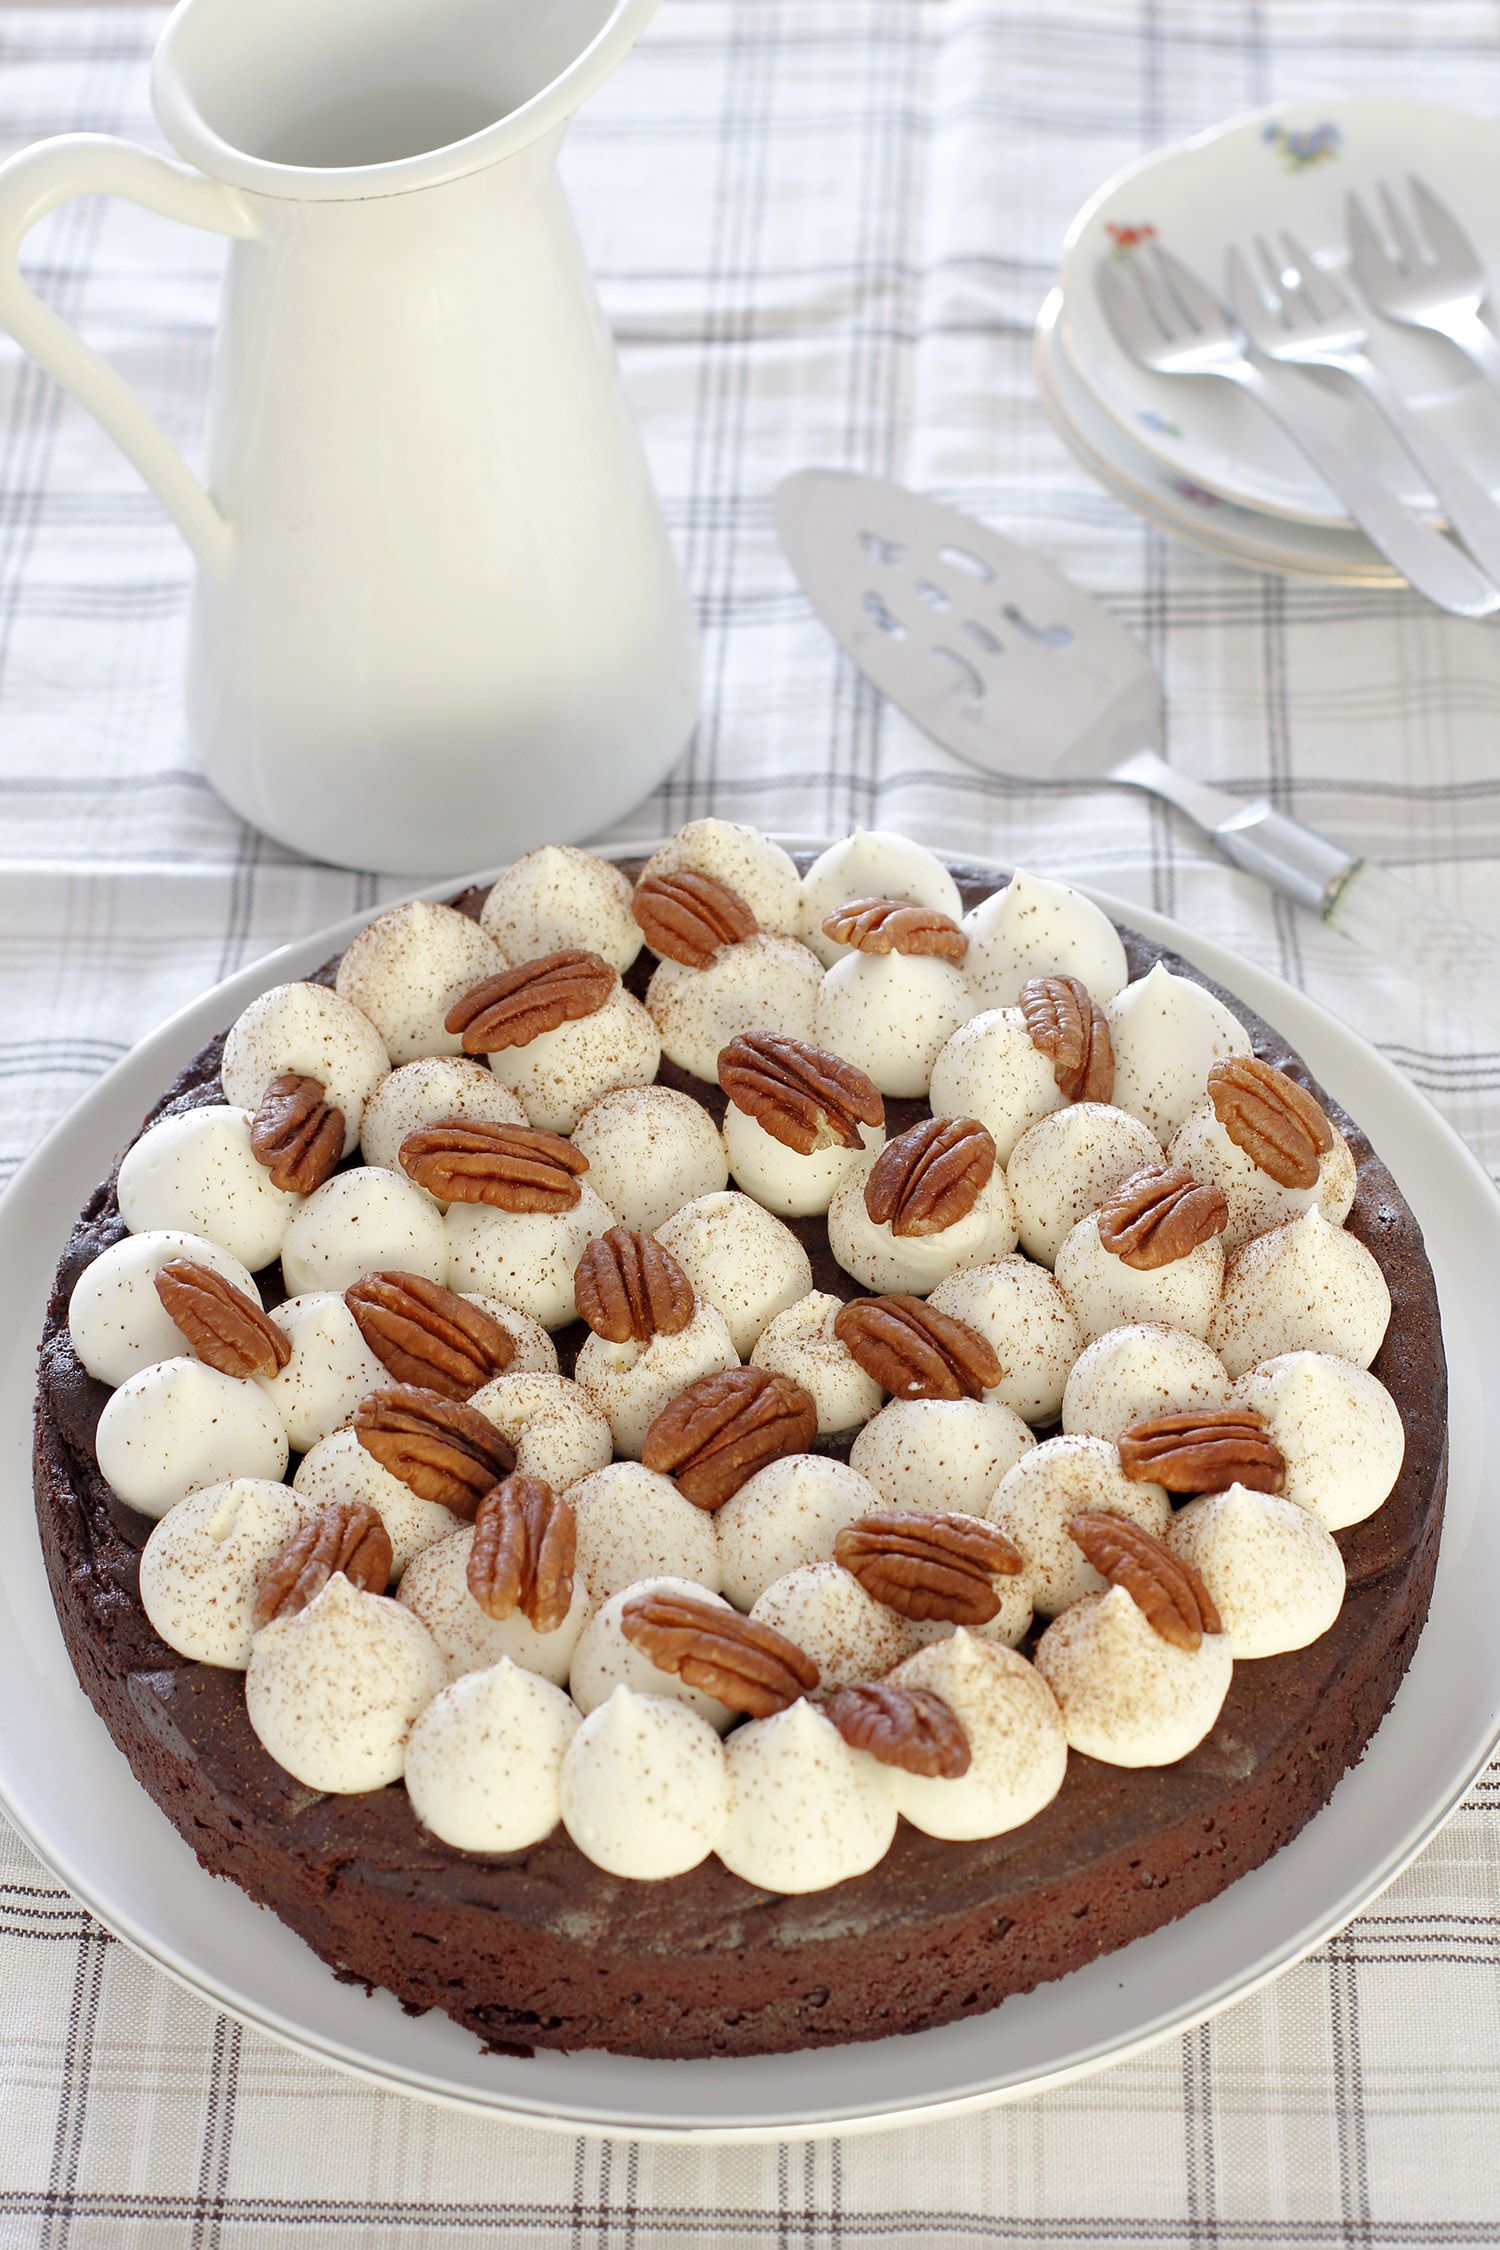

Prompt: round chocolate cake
[{"left": 32, "top": 850, "right": 1446, "bottom": 2060}]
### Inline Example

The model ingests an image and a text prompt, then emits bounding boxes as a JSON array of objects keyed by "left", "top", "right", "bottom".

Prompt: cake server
[{"left": 776, "top": 468, "right": 1500, "bottom": 1026}]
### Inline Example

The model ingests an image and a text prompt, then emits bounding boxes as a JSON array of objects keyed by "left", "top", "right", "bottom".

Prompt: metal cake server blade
[{"left": 776, "top": 469, "right": 1500, "bottom": 1030}]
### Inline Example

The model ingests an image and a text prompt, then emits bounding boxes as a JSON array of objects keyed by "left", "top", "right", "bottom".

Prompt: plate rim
[{"left": 2, "top": 840, "right": 1497, "bottom": 2141}]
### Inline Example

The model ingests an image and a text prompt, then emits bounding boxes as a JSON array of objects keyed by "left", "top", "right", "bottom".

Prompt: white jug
[{"left": 0, "top": 0, "right": 700, "bottom": 873}]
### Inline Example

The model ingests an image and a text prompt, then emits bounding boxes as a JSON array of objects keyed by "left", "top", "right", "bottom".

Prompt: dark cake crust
[{"left": 32, "top": 864, "right": 1447, "bottom": 2060}]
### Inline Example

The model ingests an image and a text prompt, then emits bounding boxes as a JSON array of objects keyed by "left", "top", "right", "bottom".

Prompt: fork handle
[
  {"left": 1210, "top": 798, "right": 1500, "bottom": 1033},
  {"left": 1228, "top": 363, "right": 1500, "bottom": 618},
  {"left": 1431, "top": 305, "right": 1500, "bottom": 405}
]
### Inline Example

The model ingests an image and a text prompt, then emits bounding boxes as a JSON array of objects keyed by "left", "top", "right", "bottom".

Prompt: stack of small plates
[{"left": 1037, "top": 98, "right": 1500, "bottom": 585}]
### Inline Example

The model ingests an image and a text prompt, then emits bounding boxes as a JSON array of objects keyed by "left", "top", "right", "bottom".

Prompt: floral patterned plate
[
  {"left": 1058, "top": 98, "right": 1500, "bottom": 527},
  {"left": 1035, "top": 290, "right": 1400, "bottom": 585}
]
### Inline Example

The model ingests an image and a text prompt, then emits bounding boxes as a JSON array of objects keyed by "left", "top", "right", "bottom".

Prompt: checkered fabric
[{"left": 2, "top": 1, "right": 1499, "bottom": 2242}]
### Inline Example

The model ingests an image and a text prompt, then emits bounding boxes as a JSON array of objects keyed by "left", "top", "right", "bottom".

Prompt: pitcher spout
[{"left": 152, "top": 0, "right": 664, "bottom": 198}]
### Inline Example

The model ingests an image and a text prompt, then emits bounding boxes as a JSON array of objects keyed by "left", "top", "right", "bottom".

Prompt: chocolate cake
[{"left": 32, "top": 855, "right": 1446, "bottom": 2060}]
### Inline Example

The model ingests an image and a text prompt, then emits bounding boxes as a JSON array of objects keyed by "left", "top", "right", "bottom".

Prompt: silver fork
[
  {"left": 1347, "top": 176, "right": 1500, "bottom": 400},
  {"left": 1228, "top": 231, "right": 1500, "bottom": 586},
  {"left": 1095, "top": 245, "right": 1500, "bottom": 618}
]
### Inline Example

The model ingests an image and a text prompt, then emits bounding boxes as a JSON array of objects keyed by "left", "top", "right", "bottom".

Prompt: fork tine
[
  {"left": 1407, "top": 175, "right": 1479, "bottom": 277},
  {"left": 1346, "top": 190, "right": 1396, "bottom": 293},
  {"left": 1254, "top": 235, "right": 1292, "bottom": 325},
  {"left": 1147, "top": 243, "right": 1223, "bottom": 336},
  {"left": 1125, "top": 249, "right": 1187, "bottom": 342},
  {"left": 1224, "top": 245, "right": 1268, "bottom": 343},
  {"left": 1377, "top": 180, "right": 1424, "bottom": 272},
  {"left": 1094, "top": 256, "right": 1165, "bottom": 360},
  {"left": 1281, "top": 230, "right": 1351, "bottom": 319}
]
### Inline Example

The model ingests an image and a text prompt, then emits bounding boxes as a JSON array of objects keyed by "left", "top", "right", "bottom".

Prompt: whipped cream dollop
[
  {"left": 647, "top": 935, "right": 822, "bottom": 1081},
  {"left": 722, "top": 1099, "right": 884, "bottom": 1219},
  {"left": 139, "top": 1476, "right": 316, "bottom": 1667},
  {"left": 850, "top": 1396, "right": 1035, "bottom": 1517},
  {"left": 964, "top": 871, "right": 1129, "bottom": 1009},
  {"left": 258, "top": 1291, "right": 387, "bottom": 1452},
  {"left": 928, "top": 1256, "right": 1084, "bottom": 1425},
  {"left": 96, "top": 1356, "right": 289, "bottom": 1518},
  {"left": 1061, "top": 1322, "right": 1231, "bottom": 1443},
  {"left": 656, "top": 1190, "right": 812, "bottom": 1355},
  {"left": 1210, "top": 1208, "right": 1392, "bottom": 1378},
  {"left": 359, "top": 1056, "right": 527, "bottom": 1183},
  {"left": 294, "top": 1426, "right": 473, "bottom": 1578},
  {"left": 1035, "top": 1583, "right": 1233, "bottom": 1766},
  {"left": 396, "top": 1521, "right": 589, "bottom": 1683},
  {"left": 1230, "top": 1351, "right": 1405, "bottom": 1530},
  {"left": 405, "top": 1656, "right": 580, "bottom": 1853},
  {"left": 68, "top": 1228, "right": 263, "bottom": 1388},
  {"left": 801, "top": 830, "right": 963, "bottom": 966},
  {"left": 574, "top": 1298, "right": 740, "bottom": 1457},
  {"left": 639, "top": 818, "right": 804, "bottom": 936},
  {"left": 570, "top": 1084, "right": 729, "bottom": 1234},
  {"left": 886, "top": 1632, "right": 1069, "bottom": 1840},
  {"left": 986, "top": 1434, "right": 1170, "bottom": 1616},
  {"left": 827, "top": 1160, "right": 1019, "bottom": 1296},
  {"left": 444, "top": 1182, "right": 617, "bottom": 1329},
  {"left": 750, "top": 1562, "right": 913, "bottom": 1687},
  {"left": 469, "top": 1371, "right": 612, "bottom": 1490},
  {"left": 928, "top": 1006, "right": 1066, "bottom": 1162},
  {"left": 1054, "top": 1208, "right": 1225, "bottom": 1344},
  {"left": 333, "top": 900, "right": 507, "bottom": 1064},
  {"left": 715, "top": 1451, "right": 886, "bottom": 1609},
  {"left": 1006, "top": 1102, "right": 1164, "bottom": 1267},
  {"left": 814, "top": 951, "right": 973, "bottom": 1099},
  {"left": 716, "top": 1698, "right": 897, "bottom": 1893},
  {"left": 1170, "top": 1096, "right": 1357, "bottom": 1250},
  {"left": 221, "top": 981, "right": 391, "bottom": 1156},
  {"left": 1105, "top": 965, "right": 1253, "bottom": 1143},
  {"left": 117, "top": 1106, "right": 300, "bottom": 1272},
  {"left": 569, "top": 1461, "right": 724, "bottom": 1606},
  {"left": 748, "top": 1292, "right": 883, "bottom": 1436},
  {"left": 570, "top": 1575, "right": 738, "bottom": 1729},
  {"left": 1167, "top": 1485, "right": 1346, "bottom": 1659},
  {"left": 483, "top": 975, "right": 661, "bottom": 1135},
  {"left": 279, "top": 1167, "right": 449, "bottom": 1296},
  {"left": 245, "top": 1572, "right": 446, "bottom": 1792},
  {"left": 561, "top": 1686, "right": 730, "bottom": 1880},
  {"left": 480, "top": 845, "right": 643, "bottom": 974}
]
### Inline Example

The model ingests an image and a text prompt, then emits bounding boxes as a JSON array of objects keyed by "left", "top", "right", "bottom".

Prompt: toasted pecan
[
  {"left": 1207, "top": 1054, "right": 1335, "bottom": 1189},
  {"left": 345, "top": 1271, "right": 515, "bottom": 1398},
  {"left": 834, "top": 1510, "right": 1023, "bottom": 1625},
  {"left": 640, "top": 1366, "right": 817, "bottom": 1510},
  {"left": 399, "top": 1119, "right": 587, "bottom": 1211},
  {"left": 832, "top": 1293, "right": 1000, "bottom": 1401},
  {"left": 154, "top": 1259, "right": 290, "bottom": 1380},
  {"left": 1018, "top": 974, "right": 1115, "bottom": 1103},
  {"left": 352, "top": 1385, "right": 514, "bottom": 1517},
  {"left": 863, "top": 1115, "right": 996, "bottom": 1238},
  {"left": 467, "top": 1474, "right": 576, "bottom": 1630},
  {"left": 620, "top": 1586, "right": 818, "bottom": 1716},
  {"left": 717, "top": 1031, "right": 884, "bottom": 1155},
  {"left": 1068, "top": 1510, "right": 1222, "bottom": 1649},
  {"left": 1117, "top": 1406, "right": 1285, "bottom": 1495},
  {"left": 1095, "top": 1164, "right": 1228, "bottom": 1269},
  {"left": 822, "top": 1681, "right": 971, "bottom": 1777},
  {"left": 249, "top": 1072, "right": 345, "bottom": 1194},
  {"left": 573, "top": 1227, "right": 695, "bottom": 1343},
  {"left": 632, "top": 868, "right": 757, "bottom": 966},
  {"left": 445, "top": 948, "right": 615, "bottom": 1053},
  {"left": 253, "top": 1500, "right": 393, "bottom": 1629}
]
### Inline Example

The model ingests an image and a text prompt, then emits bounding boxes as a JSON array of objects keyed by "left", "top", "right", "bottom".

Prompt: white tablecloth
[{"left": 2, "top": 3, "right": 1499, "bottom": 2242}]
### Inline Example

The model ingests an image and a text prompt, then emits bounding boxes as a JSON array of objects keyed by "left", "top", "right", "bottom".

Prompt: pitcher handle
[{"left": 0, "top": 134, "right": 255, "bottom": 572}]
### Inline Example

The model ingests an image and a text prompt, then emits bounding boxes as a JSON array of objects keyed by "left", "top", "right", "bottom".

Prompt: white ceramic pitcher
[{"left": 0, "top": 0, "right": 700, "bottom": 873}]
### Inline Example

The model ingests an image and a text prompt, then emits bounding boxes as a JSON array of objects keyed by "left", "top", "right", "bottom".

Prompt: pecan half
[
  {"left": 620, "top": 1587, "right": 818, "bottom": 1717},
  {"left": 352, "top": 1385, "right": 514, "bottom": 1516},
  {"left": 249, "top": 1071, "right": 345, "bottom": 1194},
  {"left": 574, "top": 1227, "right": 695, "bottom": 1343},
  {"left": 632, "top": 868, "right": 757, "bottom": 966},
  {"left": 832, "top": 1293, "right": 1000, "bottom": 1402},
  {"left": 820, "top": 896, "right": 968, "bottom": 960},
  {"left": 717, "top": 1031, "right": 884, "bottom": 1155},
  {"left": 640, "top": 1366, "right": 817, "bottom": 1510},
  {"left": 822, "top": 1681, "right": 971, "bottom": 1778},
  {"left": 445, "top": 949, "right": 615, "bottom": 1053},
  {"left": 1068, "top": 1510, "right": 1222, "bottom": 1649},
  {"left": 863, "top": 1115, "right": 996, "bottom": 1238},
  {"left": 252, "top": 1500, "right": 393, "bottom": 1629},
  {"left": 1095, "top": 1163, "right": 1228, "bottom": 1270},
  {"left": 1019, "top": 974, "right": 1115, "bottom": 1103},
  {"left": 834, "top": 1511, "right": 1023, "bottom": 1625},
  {"left": 467, "top": 1474, "right": 576, "bottom": 1630},
  {"left": 1118, "top": 1406, "right": 1286, "bottom": 1495},
  {"left": 1207, "top": 1054, "right": 1335, "bottom": 1190},
  {"left": 154, "top": 1259, "right": 290, "bottom": 1380},
  {"left": 399, "top": 1119, "right": 587, "bottom": 1211},
  {"left": 345, "top": 1271, "right": 515, "bottom": 1398}
]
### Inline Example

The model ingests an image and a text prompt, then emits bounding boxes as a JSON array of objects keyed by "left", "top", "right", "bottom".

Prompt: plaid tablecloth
[{"left": 3, "top": 2, "right": 1500, "bottom": 2241}]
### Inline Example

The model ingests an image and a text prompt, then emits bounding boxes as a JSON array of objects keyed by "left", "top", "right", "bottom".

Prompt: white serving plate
[
  {"left": 1035, "top": 288, "right": 1401, "bottom": 584},
  {"left": 1, "top": 849, "right": 1496, "bottom": 2141},
  {"left": 1059, "top": 97, "right": 1500, "bottom": 526}
]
